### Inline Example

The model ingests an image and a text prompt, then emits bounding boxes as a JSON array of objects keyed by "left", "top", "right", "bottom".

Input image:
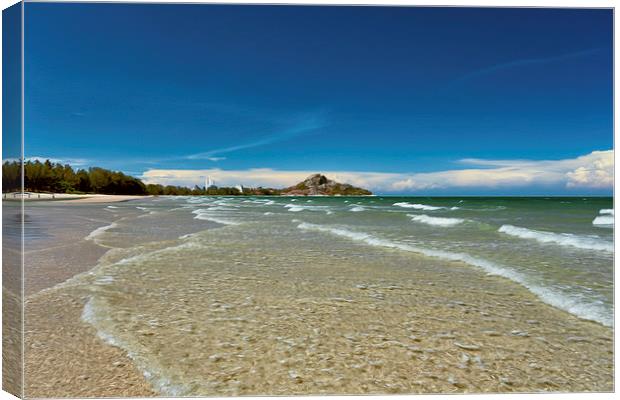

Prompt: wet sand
[
  {"left": 21, "top": 201, "right": 155, "bottom": 397},
  {"left": 21, "top": 201, "right": 614, "bottom": 397},
  {"left": 25, "top": 292, "right": 155, "bottom": 397},
  {"left": 78, "top": 223, "right": 614, "bottom": 396},
  {"left": 55, "top": 194, "right": 152, "bottom": 204}
]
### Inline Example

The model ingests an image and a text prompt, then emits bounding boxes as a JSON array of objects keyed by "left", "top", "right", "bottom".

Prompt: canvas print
[{"left": 2, "top": 2, "right": 614, "bottom": 398}]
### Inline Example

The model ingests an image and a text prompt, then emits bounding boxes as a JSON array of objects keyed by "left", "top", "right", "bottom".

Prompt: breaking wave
[
  {"left": 393, "top": 202, "right": 443, "bottom": 211},
  {"left": 296, "top": 222, "right": 611, "bottom": 327},
  {"left": 408, "top": 214, "right": 465, "bottom": 227},
  {"left": 191, "top": 209, "right": 240, "bottom": 226},
  {"left": 85, "top": 222, "right": 118, "bottom": 245},
  {"left": 499, "top": 225, "right": 613, "bottom": 253},
  {"left": 593, "top": 209, "right": 614, "bottom": 228}
]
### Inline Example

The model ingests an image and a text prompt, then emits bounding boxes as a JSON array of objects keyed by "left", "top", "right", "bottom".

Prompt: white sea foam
[
  {"left": 297, "top": 222, "right": 612, "bottom": 327},
  {"left": 191, "top": 209, "right": 240, "bottom": 226},
  {"left": 93, "top": 275, "right": 115, "bottom": 285},
  {"left": 243, "top": 199, "right": 275, "bottom": 205},
  {"left": 593, "top": 215, "right": 614, "bottom": 227},
  {"left": 393, "top": 202, "right": 443, "bottom": 211},
  {"left": 85, "top": 222, "right": 118, "bottom": 242},
  {"left": 194, "top": 215, "right": 240, "bottom": 226},
  {"left": 499, "top": 225, "right": 613, "bottom": 253},
  {"left": 106, "top": 205, "right": 119, "bottom": 209},
  {"left": 206, "top": 206, "right": 236, "bottom": 211},
  {"left": 593, "top": 209, "right": 614, "bottom": 227},
  {"left": 136, "top": 206, "right": 158, "bottom": 216},
  {"left": 185, "top": 197, "right": 208, "bottom": 204},
  {"left": 350, "top": 206, "right": 365, "bottom": 212},
  {"left": 408, "top": 214, "right": 465, "bottom": 227},
  {"left": 284, "top": 204, "right": 330, "bottom": 212},
  {"left": 82, "top": 296, "right": 191, "bottom": 396}
]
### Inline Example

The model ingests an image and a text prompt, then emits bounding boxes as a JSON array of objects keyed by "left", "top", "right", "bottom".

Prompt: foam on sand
[
  {"left": 499, "top": 225, "right": 613, "bottom": 253},
  {"left": 297, "top": 222, "right": 612, "bottom": 327},
  {"left": 349, "top": 206, "right": 365, "bottom": 212},
  {"left": 408, "top": 214, "right": 465, "bottom": 227},
  {"left": 82, "top": 294, "right": 191, "bottom": 396}
]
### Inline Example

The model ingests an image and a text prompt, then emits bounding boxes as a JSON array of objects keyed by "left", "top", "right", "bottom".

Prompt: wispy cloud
[
  {"left": 141, "top": 150, "right": 613, "bottom": 193},
  {"left": 186, "top": 114, "right": 327, "bottom": 160},
  {"left": 453, "top": 48, "right": 602, "bottom": 85}
]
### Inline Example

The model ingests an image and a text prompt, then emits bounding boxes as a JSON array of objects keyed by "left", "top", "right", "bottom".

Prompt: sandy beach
[
  {"left": 4, "top": 192, "right": 151, "bottom": 203},
  {"left": 17, "top": 196, "right": 614, "bottom": 397},
  {"left": 9, "top": 195, "right": 155, "bottom": 397}
]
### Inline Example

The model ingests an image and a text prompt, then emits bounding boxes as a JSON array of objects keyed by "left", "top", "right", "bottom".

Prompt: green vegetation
[
  {"left": 3, "top": 160, "right": 147, "bottom": 194},
  {"left": 2, "top": 161, "right": 372, "bottom": 196},
  {"left": 281, "top": 173, "right": 372, "bottom": 196},
  {"left": 331, "top": 183, "right": 372, "bottom": 196},
  {"left": 2, "top": 159, "right": 286, "bottom": 196}
]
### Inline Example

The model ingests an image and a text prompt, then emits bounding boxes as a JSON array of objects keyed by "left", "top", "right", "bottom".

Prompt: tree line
[{"left": 2, "top": 159, "right": 275, "bottom": 196}]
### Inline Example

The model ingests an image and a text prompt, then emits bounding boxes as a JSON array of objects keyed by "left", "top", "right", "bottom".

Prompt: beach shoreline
[
  {"left": 4, "top": 192, "right": 151, "bottom": 203},
  {"left": 21, "top": 201, "right": 156, "bottom": 396},
  {"left": 21, "top": 196, "right": 614, "bottom": 397}
]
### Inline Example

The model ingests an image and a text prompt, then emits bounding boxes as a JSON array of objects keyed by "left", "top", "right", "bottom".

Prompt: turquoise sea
[
  {"left": 19, "top": 195, "right": 615, "bottom": 395},
  {"left": 87, "top": 195, "right": 614, "bottom": 327}
]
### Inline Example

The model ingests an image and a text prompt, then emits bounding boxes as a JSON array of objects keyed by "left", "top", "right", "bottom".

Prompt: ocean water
[
  {"left": 30, "top": 196, "right": 614, "bottom": 394},
  {"left": 80, "top": 196, "right": 614, "bottom": 325}
]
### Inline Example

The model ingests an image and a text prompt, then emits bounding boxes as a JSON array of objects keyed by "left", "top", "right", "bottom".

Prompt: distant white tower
[
  {"left": 205, "top": 176, "right": 216, "bottom": 189},
  {"left": 235, "top": 184, "right": 244, "bottom": 193}
]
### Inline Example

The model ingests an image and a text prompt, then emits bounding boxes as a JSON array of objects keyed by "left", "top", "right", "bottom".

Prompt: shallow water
[
  {"left": 71, "top": 196, "right": 613, "bottom": 326},
  {"left": 24, "top": 196, "right": 614, "bottom": 395}
]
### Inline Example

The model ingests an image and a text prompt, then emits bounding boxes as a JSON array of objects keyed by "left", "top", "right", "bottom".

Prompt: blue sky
[
  {"left": 2, "top": 2, "right": 21, "bottom": 161},
  {"left": 23, "top": 4, "right": 613, "bottom": 194}
]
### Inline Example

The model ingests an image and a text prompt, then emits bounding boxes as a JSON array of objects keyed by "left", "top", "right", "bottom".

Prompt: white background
[{"left": 0, "top": 0, "right": 616, "bottom": 399}]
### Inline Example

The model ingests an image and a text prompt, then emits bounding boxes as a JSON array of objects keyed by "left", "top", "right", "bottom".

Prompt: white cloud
[
  {"left": 24, "top": 156, "right": 90, "bottom": 167},
  {"left": 565, "top": 150, "right": 614, "bottom": 189},
  {"left": 141, "top": 150, "right": 613, "bottom": 193},
  {"left": 142, "top": 168, "right": 420, "bottom": 191}
]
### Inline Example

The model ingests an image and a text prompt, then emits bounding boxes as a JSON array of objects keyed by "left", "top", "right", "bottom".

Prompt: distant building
[
  {"left": 205, "top": 176, "right": 217, "bottom": 189},
  {"left": 235, "top": 184, "right": 244, "bottom": 193}
]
